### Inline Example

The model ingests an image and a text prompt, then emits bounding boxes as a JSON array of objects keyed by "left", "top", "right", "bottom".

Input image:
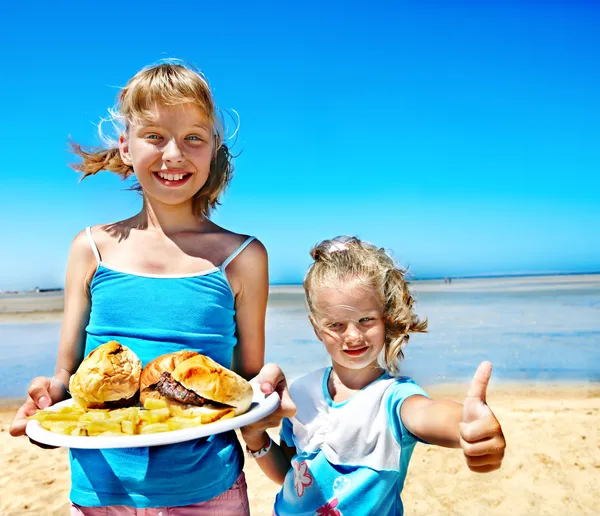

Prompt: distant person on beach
[
  {"left": 9, "top": 60, "right": 294, "bottom": 515},
  {"left": 241, "top": 236, "right": 506, "bottom": 515}
]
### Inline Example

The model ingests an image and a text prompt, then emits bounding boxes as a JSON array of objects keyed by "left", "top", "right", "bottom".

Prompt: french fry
[
  {"left": 84, "top": 421, "right": 123, "bottom": 435},
  {"left": 167, "top": 416, "right": 203, "bottom": 430},
  {"left": 57, "top": 405, "right": 86, "bottom": 415},
  {"left": 80, "top": 411, "right": 110, "bottom": 422},
  {"left": 139, "top": 422, "right": 170, "bottom": 434},
  {"left": 31, "top": 399, "right": 238, "bottom": 437},
  {"left": 147, "top": 408, "right": 170, "bottom": 423},
  {"left": 41, "top": 421, "right": 79, "bottom": 433},
  {"left": 121, "top": 420, "right": 136, "bottom": 435},
  {"left": 143, "top": 398, "right": 168, "bottom": 410},
  {"left": 34, "top": 412, "right": 81, "bottom": 422},
  {"left": 107, "top": 407, "right": 139, "bottom": 423}
]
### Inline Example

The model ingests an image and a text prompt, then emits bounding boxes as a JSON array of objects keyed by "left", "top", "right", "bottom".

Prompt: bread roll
[
  {"left": 69, "top": 341, "right": 142, "bottom": 408},
  {"left": 172, "top": 354, "right": 253, "bottom": 416}
]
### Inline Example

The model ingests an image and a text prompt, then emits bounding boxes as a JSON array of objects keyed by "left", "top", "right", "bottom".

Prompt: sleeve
[
  {"left": 385, "top": 377, "right": 430, "bottom": 445},
  {"left": 279, "top": 417, "right": 295, "bottom": 447}
]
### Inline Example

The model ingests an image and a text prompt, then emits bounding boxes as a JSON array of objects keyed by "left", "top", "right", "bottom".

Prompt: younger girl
[
  {"left": 241, "top": 236, "right": 506, "bottom": 515},
  {"left": 10, "top": 60, "right": 292, "bottom": 514}
]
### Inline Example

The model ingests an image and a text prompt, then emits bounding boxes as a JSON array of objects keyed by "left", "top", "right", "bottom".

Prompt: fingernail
[
  {"left": 38, "top": 397, "right": 50, "bottom": 409},
  {"left": 261, "top": 384, "right": 274, "bottom": 394}
]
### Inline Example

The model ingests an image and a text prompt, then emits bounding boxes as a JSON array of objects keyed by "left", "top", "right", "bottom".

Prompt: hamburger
[
  {"left": 140, "top": 351, "right": 253, "bottom": 423},
  {"left": 69, "top": 341, "right": 142, "bottom": 409}
]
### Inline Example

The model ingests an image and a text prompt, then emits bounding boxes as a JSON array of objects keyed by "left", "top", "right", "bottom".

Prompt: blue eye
[
  {"left": 186, "top": 135, "right": 203, "bottom": 141},
  {"left": 145, "top": 134, "right": 161, "bottom": 140}
]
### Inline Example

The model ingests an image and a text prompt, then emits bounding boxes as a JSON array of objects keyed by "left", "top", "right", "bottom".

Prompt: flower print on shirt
[
  {"left": 315, "top": 497, "right": 342, "bottom": 516},
  {"left": 332, "top": 476, "right": 351, "bottom": 495},
  {"left": 293, "top": 460, "right": 313, "bottom": 497}
]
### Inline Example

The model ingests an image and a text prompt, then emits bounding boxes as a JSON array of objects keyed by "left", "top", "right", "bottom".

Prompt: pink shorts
[{"left": 70, "top": 472, "right": 250, "bottom": 516}]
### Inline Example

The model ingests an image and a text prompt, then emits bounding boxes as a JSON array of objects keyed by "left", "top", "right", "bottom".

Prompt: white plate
[{"left": 26, "top": 384, "right": 280, "bottom": 449}]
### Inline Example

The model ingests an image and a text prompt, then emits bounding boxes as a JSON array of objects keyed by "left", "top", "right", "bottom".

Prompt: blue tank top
[{"left": 69, "top": 227, "right": 256, "bottom": 508}]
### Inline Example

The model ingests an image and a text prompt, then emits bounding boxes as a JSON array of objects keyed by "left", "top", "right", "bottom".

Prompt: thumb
[
  {"left": 466, "top": 361, "right": 492, "bottom": 403},
  {"left": 252, "top": 363, "right": 285, "bottom": 395},
  {"left": 28, "top": 376, "right": 54, "bottom": 409}
]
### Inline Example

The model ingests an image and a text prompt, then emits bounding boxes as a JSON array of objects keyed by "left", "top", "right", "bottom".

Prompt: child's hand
[
  {"left": 459, "top": 361, "right": 506, "bottom": 473},
  {"left": 241, "top": 363, "right": 296, "bottom": 449},
  {"left": 9, "top": 376, "right": 68, "bottom": 447}
]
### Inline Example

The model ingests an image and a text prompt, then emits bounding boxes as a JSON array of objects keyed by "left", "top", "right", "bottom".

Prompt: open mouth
[
  {"left": 153, "top": 171, "right": 193, "bottom": 186},
  {"left": 343, "top": 347, "right": 368, "bottom": 357}
]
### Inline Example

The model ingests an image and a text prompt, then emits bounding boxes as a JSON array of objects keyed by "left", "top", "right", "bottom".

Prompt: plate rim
[{"left": 25, "top": 384, "right": 280, "bottom": 449}]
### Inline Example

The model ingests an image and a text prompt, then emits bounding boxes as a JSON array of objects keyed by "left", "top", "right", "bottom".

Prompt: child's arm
[
  {"left": 9, "top": 231, "right": 95, "bottom": 438},
  {"left": 400, "top": 361, "right": 506, "bottom": 472},
  {"left": 241, "top": 429, "right": 296, "bottom": 485},
  {"left": 400, "top": 395, "right": 463, "bottom": 447}
]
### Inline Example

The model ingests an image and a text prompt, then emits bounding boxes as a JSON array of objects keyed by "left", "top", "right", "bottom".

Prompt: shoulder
[
  {"left": 289, "top": 368, "right": 327, "bottom": 401},
  {"left": 201, "top": 223, "right": 268, "bottom": 266},
  {"left": 222, "top": 232, "right": 268, "bottom": 266},
  {"left": 69, "top": 227, "right": 97, "bottom": 262},
  {"left": 384, "top": 376, "right": 429, "bottom": 403},
  {"left": 287, "top": 368, "right": 328, "bottom": 423},
  {"left": 220, "top": 232, "right": 268, "bottom": 296},
  {"left": 384, "top": 377, "right": 429, "bottom": 428},
  {"left": 67, "top": 228, "right": 101, "bottom": 288},
  {"left": 383, "top": 377, "right": 428, "bottom": 444}
]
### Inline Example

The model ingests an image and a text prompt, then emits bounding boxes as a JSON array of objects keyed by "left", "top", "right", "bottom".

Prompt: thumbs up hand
[{"left": 459, "top": 361, "right": 506, "bottom": 473}]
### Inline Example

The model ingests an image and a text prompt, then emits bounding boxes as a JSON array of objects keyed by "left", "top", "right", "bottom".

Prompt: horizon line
[{"left": 4, "top": 270, "right": 600, "bottom": 294}]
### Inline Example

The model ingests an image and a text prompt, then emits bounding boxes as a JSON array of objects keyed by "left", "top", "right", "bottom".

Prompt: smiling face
[
  {"left": 310, "top": 280, "right": 387, "bottom": 373},
  {"left": 119, "top": 103, "right": 214, "bottom": 209}
]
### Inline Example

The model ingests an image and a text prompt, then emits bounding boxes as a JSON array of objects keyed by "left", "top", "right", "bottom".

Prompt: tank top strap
[
  {"left": 85, "top": 226, "right": 101, "bottom": 265},
  {"left": 220, "top": 236, "right": 256, "bottom": 270}
]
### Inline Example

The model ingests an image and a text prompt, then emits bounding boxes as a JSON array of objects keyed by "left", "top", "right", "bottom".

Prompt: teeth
[{"left": 158, "top": 172, "right": 187, "bottom": 181}]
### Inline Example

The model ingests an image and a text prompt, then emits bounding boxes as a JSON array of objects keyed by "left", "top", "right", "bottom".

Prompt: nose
[
  {"left": 344, "top": 322, "right": 361, "bottom": 343},
  {"left": 162, "top": 138, "right": 185, "bottom": 164}
]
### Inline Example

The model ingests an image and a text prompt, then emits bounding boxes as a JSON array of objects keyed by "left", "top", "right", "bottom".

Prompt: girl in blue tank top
[{"left": 9, "top": 60, "right": 295, "bottom": 515}]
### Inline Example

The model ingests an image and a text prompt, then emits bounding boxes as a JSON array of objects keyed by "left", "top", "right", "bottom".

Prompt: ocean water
[{"left": 1, "top": 277, "right": 599, "bottom": 398}]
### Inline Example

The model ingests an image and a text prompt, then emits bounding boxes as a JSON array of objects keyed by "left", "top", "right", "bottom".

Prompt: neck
[
  {"left": 329, "top": 360, "right": 385, "bottom": 392},
  {"left": 138, "top": 196, "right": 208, "bottom": 234}
]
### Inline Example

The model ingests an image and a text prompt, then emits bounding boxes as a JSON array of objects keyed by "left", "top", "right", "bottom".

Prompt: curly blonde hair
[
  {"left": 304, "top": 236, "right": 428, "bottom": 376},
  {"left": 70, "top": 60, "right": 233, "bottom": 219}
]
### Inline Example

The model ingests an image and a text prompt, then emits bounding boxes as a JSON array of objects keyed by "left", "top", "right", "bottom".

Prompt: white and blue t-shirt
[{"left": 275, "top": 367, "right": 428, "bottom": 516}]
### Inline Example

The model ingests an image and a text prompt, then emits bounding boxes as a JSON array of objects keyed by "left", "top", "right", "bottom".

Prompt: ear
[
  {"left": 119, "top": 133, "right": 133, "bottom": 166},
  {"left": 308, "top": 315, "right": 323, "bottom": 342}
]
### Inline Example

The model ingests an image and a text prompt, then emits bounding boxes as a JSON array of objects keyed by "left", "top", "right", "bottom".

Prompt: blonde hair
[
  {"left": 70, "top": 60, "right": 233, "bottom": 218},
  {"left": 304, "top": 236, "right": 428, "bottom": 376}
]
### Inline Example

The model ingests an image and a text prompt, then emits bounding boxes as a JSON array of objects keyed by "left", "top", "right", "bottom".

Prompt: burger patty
[
  {"left": 102, "top": 395, "right": 139, "bottom": 409},
  {"left": 156, "top": 372, "right": 206, "bottom": 406}
]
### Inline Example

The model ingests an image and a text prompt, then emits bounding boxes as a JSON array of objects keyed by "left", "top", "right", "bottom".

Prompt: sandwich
[
  {"left": 69, "top": 341, "right": 142, "bottom": 409},
  {"left": 140, "top": 351, "right": 254, "bottom": 423}
]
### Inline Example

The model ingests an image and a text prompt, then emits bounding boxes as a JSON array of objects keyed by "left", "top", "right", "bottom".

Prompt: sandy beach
[
  {"left": 1, "top": 383, "right": 599, "bottom": 515},
  {"left": 2, "top": 275, "right": 599, "bottom": 514}
]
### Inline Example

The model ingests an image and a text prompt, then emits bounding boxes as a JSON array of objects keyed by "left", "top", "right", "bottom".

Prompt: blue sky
[{"left": 1, "top": 1, "right": 599, "bottom": 290}]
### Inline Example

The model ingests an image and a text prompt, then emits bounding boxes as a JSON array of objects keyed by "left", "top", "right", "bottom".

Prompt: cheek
[
  {"left": 321, "top": 334, "right": 340, "bottom": 353},
  {"left": 368, "top": 325, "right": 387, "bottom": 347},
  {"left": 130, "top": 142, "right": 161, "bottom": 164},
  {"left": 195, "top": 147, "right": 214, "bottom": 168}
]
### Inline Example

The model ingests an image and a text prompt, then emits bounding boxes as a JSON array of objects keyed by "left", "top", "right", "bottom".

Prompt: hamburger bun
[
  {"left": 172, "top": 354, "right": 253, "bottom": 416},
  {"left": 69, "top": 341, "right": 142, "bottom": 409},
  {"left": 140, "top": 351, "right": 254, "bottom": 421},
  {"left": 139, "top": 350, "right": 199, "bottom": 405}
]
